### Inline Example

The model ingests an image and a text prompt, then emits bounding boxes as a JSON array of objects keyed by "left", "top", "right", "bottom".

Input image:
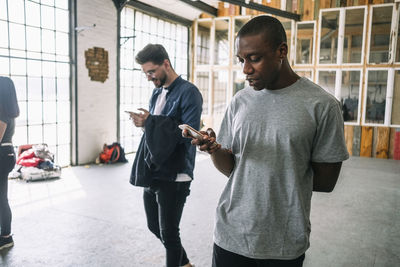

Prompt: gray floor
[{"left": 1, "top": 154, "right": 399, "bottom": 267}]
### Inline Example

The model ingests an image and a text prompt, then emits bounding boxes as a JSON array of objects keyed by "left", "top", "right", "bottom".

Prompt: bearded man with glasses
[{"left": 128, "top": 44, "right": 202, "bottom": 267}]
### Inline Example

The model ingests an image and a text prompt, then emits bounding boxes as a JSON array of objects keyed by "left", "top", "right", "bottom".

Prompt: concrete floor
[{"left": 1, "top": 154, "right": 399, "bottom": 267}]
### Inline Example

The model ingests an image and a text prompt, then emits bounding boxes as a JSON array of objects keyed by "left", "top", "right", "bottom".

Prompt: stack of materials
[{"left": 10, "top": 144, "right": 61, "bottom": 182}]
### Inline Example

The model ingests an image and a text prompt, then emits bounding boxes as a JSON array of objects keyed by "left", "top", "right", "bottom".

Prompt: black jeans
[
  {"left": 143, "top": 179, "right": 191, "bottom": 267},
  {"left": 0, "top": 146, "right": 16, "bottom": 236},
  {"left": 212, "top": 243, "right": 305, "bottom": 267}
]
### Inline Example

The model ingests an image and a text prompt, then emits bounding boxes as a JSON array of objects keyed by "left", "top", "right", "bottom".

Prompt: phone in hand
[
  {"left": 125, "top": 110, "right": 142, "bottom": 115},
  {"left": 178, "top": 124, "right": 203, "bottom": 140}
]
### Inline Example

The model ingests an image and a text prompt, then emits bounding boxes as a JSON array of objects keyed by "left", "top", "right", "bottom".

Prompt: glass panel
[
  {"left": 233, "top": 70, "right": 246, "bottom": 95},
  {"left": 196, "top": 20, "right": 211, "bottom": 65},
  {"left": 195, "top": 71, "right": 209, "bottom": 115},
  {"left": 391, "top": 70, "right": 400, "bottom": 125},
  {"left": 57, "top": 123, "right": 70, "bottom": 144},
  {"left": 27, "top": 77, "right": 42, "bottom": 101},
  {"left": 57, "top": 101, "right": 70, "bottom": 123},
  {"left": 57, "top": 78, "right": 69, "bottom": 100},
  {"left": 10, "top": 58, "right": 26, "bottom": 76},
  {"left": 214, "top": 19, "right": 229, "bottom": 65},
  {"left": 28, "top": 101, "right": 43, "bottom": 124},
  {"left": 41, "top": 5, "right": 55, "bottom": 30},
  {"left": 43, "top": 102, "right": 57, "bottom": 124},
  {"left": 43, "top": 124, "right": 57, "bottom": 145},
  {"left": 0, "top": 21, "right": 8, "bottom": 48},
  {"left": 43, "top": 77, "right": 56, "bottom": 100},
  {"left": 55, "top": 8, "right": 69, "bottom": 32},
  {"left": 213, "top": 71, "right": 228, "bottom": 115},
  {"left": 56, "top": 62, "right": 69, "bottom": 78},
  {"left": 28, "top": 125, "right": 43, "bottom": 144},
  {"left": 365, "top": 70, "right": 387, "bottom": 124},
  {"left": 56, "top": 32, "right": 69, "bottom": 55},
  {"left": 55, "top": 0, "right": 68, "bottom": 9},
  {"left": 343, "top": 8, "right": 365, "bottom": 64},
  {"left": 296, "top": 70, "right": 312, "bottom": 80},
  {"left": 14, "top": 126, "right": 28, "bottom": 145},
  {"left": 0, "top": 57, "right": 9, "bottom": 75},
  {"left": 341, "top": 70, "right": 361, "bottom": 122},
  {"left": 27, "top": 59, "right": 42, "bottom": 77},
  {"left": 296, "top": 23, "right": 314, "bottom": 64},
  {"left": 11, "top": 76, "right": 27, "bottom": 101},
  {"left": 369, "top": 6, "right": 392, "bottom": 64},
  {"left": 26, "top": 1, "right": 41, "bottom": 27},
  {"left": 41, "top": 0, "right": 54, "bottom": 6},
  {"left": 319, "top": 10, "right": 339, "bottom": 64},
  {"left": 0, "top": 0, "right": 7, "bottom": 20},
  {"left": 317, "top": 70, "right": 336, "bottom": 95},
  {"left": 8, "top": 0, "right": 24, "bottom": 24},
  {"left": 42, "top": 61, "right": 56, "bottom": 77},
  {"left": 26, "top": 26, "right": 41, "bottom": 52},
  {"left": 42, "top": 29, "right": 55, "bottom": 54},
  {"left": 9, "top": 23, "right": 25, "bottom": 50}
]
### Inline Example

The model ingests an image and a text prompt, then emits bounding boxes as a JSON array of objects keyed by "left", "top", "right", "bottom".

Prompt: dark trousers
[
  {"left": 143, "top": 179, "right": 191, "bottom": 267},
  {"left": 212, "top": 243, "right": 305, "bottom": 267},
  {"left": 0, "top": 146, "right": 15, "bottom": 236}
]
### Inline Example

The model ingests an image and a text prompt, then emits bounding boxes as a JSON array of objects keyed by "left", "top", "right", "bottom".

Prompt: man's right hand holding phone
[{"left": 182, "top": 128, "right": 221, "bottom": 154}]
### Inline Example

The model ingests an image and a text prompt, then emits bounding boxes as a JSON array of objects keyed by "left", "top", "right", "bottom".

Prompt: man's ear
[
  {"left": 163, "top": 59, "right": 171, "bottom": 69},
  {"left": 278, "top": 42, "right": 288, "bottom": 57}
]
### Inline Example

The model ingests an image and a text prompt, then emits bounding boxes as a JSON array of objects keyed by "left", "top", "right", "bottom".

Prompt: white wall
[{"left": 76, "top": 0, "right": 118, "bottom": 164}]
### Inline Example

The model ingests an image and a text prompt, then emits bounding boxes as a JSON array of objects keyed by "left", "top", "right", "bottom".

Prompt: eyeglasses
[{"left": 143, "top": 65, "right": 161, "bottom": 78}]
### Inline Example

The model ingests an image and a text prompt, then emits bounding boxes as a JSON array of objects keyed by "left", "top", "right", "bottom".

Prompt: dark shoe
[{"left": 0, "top": 236, "right": 14, "bottom": 250}]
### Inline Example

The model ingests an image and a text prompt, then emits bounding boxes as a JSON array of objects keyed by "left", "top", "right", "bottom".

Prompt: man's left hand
[{"left": 130, "top": 108, "right": 150, "bottom": 127}]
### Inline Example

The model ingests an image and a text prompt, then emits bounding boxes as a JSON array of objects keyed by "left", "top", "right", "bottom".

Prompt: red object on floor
[{"left": 394, "top": 131, "right": 400, "bottom": 160}]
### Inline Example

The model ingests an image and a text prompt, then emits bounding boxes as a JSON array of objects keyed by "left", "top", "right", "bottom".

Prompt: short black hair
[
  {"left": 0, "top": 77, "right": 20, "bottom": 118},
  {"left": 135, "top": 44, "right": 171, "bottom": 65},
  {"left": 237, "top": 15, "right": 287, "bottom": 50}
]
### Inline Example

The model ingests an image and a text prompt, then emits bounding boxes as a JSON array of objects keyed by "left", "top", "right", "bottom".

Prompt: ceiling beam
[
  {"left": 126, "top": 1, "right": 193, "bottom": 27},
  {"left": 112, "top": 0, "right": 128, "bottom": 10},
  {"left": 219, "top": 0, "right": 300, "bottom": 21},
  {"left": 178, "top": 0, "right": 218, "bottom": 17}
]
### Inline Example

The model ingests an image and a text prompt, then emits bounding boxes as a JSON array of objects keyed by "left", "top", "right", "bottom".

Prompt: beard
[{"left": 152, "top": 72, "right": 167, "bottom": 88}]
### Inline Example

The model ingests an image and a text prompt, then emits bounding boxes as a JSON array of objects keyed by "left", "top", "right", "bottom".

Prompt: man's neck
[{"left": 164, "top": 72, "right": 179, "bottom": 88}]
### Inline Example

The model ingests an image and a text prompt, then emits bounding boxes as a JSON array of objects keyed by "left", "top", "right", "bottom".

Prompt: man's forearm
[{"left": 210, "top": 148, "right": 235, "bottom": 177}]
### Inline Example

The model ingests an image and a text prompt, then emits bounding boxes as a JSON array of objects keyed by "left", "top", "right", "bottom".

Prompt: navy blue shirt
[{"left": 148, "top": 76, "right": 203, "bottom": 179}]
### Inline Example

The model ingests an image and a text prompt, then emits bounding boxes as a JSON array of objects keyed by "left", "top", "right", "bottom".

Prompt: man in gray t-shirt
[{"left": 186, "top": 16, "right": 349, "bottom": 267}]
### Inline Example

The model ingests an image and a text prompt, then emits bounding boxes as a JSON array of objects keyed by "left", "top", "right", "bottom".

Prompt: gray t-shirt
[{"left": 215, "top": 77, "right": 349, "bottom": 260}]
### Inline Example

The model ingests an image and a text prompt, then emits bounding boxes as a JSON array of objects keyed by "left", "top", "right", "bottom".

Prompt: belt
[{"left": 0, "top": 143, "right": 13, "bottom": 147}]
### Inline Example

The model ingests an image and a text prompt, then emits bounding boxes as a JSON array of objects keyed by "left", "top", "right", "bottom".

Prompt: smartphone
[
  {"left": 125, "top": 110, "right": 142, "bottom": 115},
  {"left": 178, "top": 124, "right": 203, "bottom": 140}
]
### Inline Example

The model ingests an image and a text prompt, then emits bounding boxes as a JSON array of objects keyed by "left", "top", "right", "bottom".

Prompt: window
[
  {"left": 343, "top": 8, "right": 366, "bottom": 64},
  {"left": 194, "top": 71, "right": 210, "bottom": 114},
  {"left": 214, "top": 19, "right": 229, "bottom": 66},
  {"left": 368, "top": 5, "right": 393, "bottom": 64},
  {"left": 119, "top": 7, "right": 189, "bottom": 153},
  {"left": 341, "top": 70, "right": 362, "bottom": 123},
  {"left": 295, "top": 22, "right": 315, "bottom": 65},
  {"left": 0, "top": 0, "right": 70, "bottom": 166},
  {"left": 318, "top": 9, "right": 340, "bottom": 64},
  {"left": 364, "top": 70, "right": 388, "bottom": 125},
  {"left": 196, "top": 20, "right": 211, "bottom": 65}
]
